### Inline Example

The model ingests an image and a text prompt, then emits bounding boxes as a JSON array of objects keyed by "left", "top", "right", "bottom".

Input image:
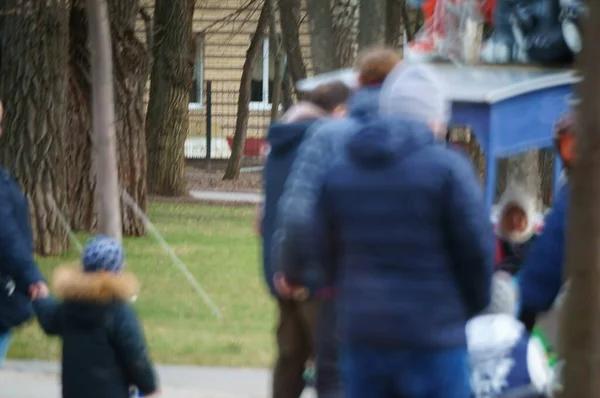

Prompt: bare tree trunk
[
  {"left": 87, "top": 0, "right": 122, "bottom": 241},
  {"left": 332, "top": 0, "right": 359, "bottom": 67},
  {"left": 146, "top": 0, "right": 195, "bottom": 196},
  {"left": 0, "top": 0, "right": 71, "bottom": 255},
  {"left": 306, "top": 0, "right": 338, "bottom": 73},
  {"left": 65, "top": 0, "right": 148, "bottom": 237},
  {"left": 269, "top": 0, "right": 283, "bottom": 122},
  {"left": 282, "top": 69, "right": 294, "bottom": 110},
  {"left": 67, "top": 0, "right": 95, "bottom": 232},
  {"left": 386, "top": 0, "right": 403, "bottom": 48},
  {"left": 358, "top": 0, "right": 386, "bottom": 50},
  {"left": 109, "top": 0, "right": 149, "bottom": 236},
  {"left": 556, "top": 3, "right": 600, "bottom": 397},
  {"left": 223, "top": 0, "right": 270, "bottom": 180},
  {"left": 279, "top": 0, "right": 306, "bottom": 87}
]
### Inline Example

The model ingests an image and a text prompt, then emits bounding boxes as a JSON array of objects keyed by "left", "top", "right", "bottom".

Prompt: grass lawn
[{"left": 9, "top": 202, "right": 276, "bottom": 367}]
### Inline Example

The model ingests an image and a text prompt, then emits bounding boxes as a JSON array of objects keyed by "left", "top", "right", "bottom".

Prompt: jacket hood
[
  {"left": 53, "top": 266, "right": 139, "bottom": 303},
  {"left": 347, "top": 86, "right": 381, "bottom": 120},
  {"left": 496, "top": 183, "right": 537, "bottom": 243},
  {"left": 346, "top": 118, "right": 435, "bottom": 168},
  {"left": 267, "top": 119, "right": 313, "bottom": 157},
  {"left": 280, "top": 101, "right": 326, "bottom": 124}
]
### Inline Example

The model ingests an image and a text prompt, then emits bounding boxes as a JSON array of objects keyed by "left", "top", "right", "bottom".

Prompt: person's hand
[
  {"left": 29, "top": 282, "right": 49, "bottom": 300},
  {"left": 274, "top": 273, "right": 309, "bottom": 301},
  {"left": 274, "top": 272, "right": 294, "bottom": 298},
  {"left": 143, "top": 389, "right": 161, "bottom": 397}
]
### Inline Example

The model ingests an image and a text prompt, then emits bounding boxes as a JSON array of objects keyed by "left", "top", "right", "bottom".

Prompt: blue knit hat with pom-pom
[{"left": 82, "top": 235, "right": 125, "bottom": 273}]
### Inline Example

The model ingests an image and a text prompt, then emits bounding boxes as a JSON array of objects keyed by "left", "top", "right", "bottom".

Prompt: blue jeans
[
  {"left": 0, "top": 331, "right": 11, "bottom": 367},
  {"left": 340, "top": 345, "right": 471, "bottom": 398}
]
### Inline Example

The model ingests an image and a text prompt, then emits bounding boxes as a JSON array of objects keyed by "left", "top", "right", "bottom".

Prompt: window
[
  {"left": 189, "top": 34, "right": 204, "bottom": 110},
  {"left": 250, "top": 37, "right": 284, "bottom": 111}
]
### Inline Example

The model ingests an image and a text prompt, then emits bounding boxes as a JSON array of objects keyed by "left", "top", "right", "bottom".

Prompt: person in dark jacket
[
  {"left": 518, "top": 110, "right": 575, "bottom": 335},
  {"left": 274, "top": 46, "right": 401, "bottom": 293},
  {"left": 32, "top": 235, "right": 158, "bottom": 398},
  {"left": 261, "top": 82, "right": 351, "bottom": 398},
  {"left": 0, "top": 100, "right": 48, "bottom": 366},
  {"left": 311, "top": 63, "right": 494, "bottom": 398}
]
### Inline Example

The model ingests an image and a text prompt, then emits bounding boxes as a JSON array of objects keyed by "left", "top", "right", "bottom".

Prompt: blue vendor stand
[{"left": 297, "top": 64, "right": 580, "bottom": 211}]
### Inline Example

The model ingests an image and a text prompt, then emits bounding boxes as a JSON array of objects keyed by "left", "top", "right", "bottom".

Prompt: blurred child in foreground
[{"left": 32, "top": 235, "right": 159, "bottom": 398}]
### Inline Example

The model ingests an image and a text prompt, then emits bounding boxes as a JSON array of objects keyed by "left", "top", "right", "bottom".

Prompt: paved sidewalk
[
  {"left": 189, "top": 190, "right": 263, "bottom": 204},
  {"left": 1, "top": 360, "right": 315, "bottom": 398}
]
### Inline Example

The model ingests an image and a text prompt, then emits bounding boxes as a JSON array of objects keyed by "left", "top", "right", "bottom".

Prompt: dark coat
[
  {"left": 0, "top": 166, "right": 44, "bottom": 333},
  {"left": 518, "top": 184, "right": 568, "bottom": 314},
  {"left": 314, "top": 119, "right": 494, "bottom": 349},
  {"left": 274, "top": 86, "right": 383, "bottom": 288},
  {"left": 33, "top": 267, "right": 157, "bottom": 398},
  {"left": 263, "top": 119, "right": 316, "bottom": 296}
]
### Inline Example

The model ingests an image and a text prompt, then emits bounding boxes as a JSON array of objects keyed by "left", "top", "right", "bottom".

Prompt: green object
[{"left": 532, "top": 326, "right": 558, "bottom": 367}]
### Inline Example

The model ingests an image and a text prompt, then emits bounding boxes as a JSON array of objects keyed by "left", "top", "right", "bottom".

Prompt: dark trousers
[
  {"left": 340, "top": 345, "right": 470, "bottom": 398},
  {"left": 272, "top": 297, "right": 343, "bottom": 398},
  {"left": 272, "top": 298, "right": 317, "bottom": 398}
]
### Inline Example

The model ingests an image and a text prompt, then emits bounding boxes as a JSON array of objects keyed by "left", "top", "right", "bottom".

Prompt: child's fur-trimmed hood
[
  {"left": 496, "top": 183, "right": 537, "bottom": 244},
  {"left": 53, "top": 266, "right": 139, "bottom": 303}
]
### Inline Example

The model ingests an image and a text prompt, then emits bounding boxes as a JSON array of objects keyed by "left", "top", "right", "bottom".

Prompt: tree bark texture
[
  {"left": 87, "top": 0, "right": 122, "bottom": 241},
  {"left": 306, "top": 0, "right": 338, "bottom": 74},
  {"left": 108, "top": 0, "right": 148, "bottom": 236},
  {"left": 66, "top": 0, "right": 148, "bottom": 236},
  {"left": 358, "top": 0, "right": 386, "bottom": 50},
  {"left": 279, "top": 0, "right": 306, "bottom": 89},
  {"left": 0, "top": 0, "right": 71, "bottom": 255},
  {"left": 386, "top": 0, "right": 403, "bottom": 48},
  {"left": 556, "top": 3, "right": 600, "bottom": 397},
  {"left": 332, "top": 0, "right": 359, "bottom": 67},
  {"left": 67, "top": 0, "right": 95, "bottom": 232},
  {"left": 268, "top": 0, "right": 283, "bottom": 122},
  {"left": 0, "top": 0, "right": 70, "bottom": 255},
  {"left": 146, "top": 0, "right": 195, "bottom": 196},
  {"left": 223, "top": 0, "right": 270, "bottom": 180}
]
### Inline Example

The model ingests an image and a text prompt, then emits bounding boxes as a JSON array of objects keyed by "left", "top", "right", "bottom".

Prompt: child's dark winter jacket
[
  {"left": 262, "top": 102, "right": 324, "bottom": 296},
  {"left": 33, "top": 267, "right": 157, "bottom": 398},
  {"left": 494, "top": 185, "right": 539, "bottom": 275},
  {"left": 0, "top": 166, "right": 44, "bottom": 333},
  {"left": 314, "top": 118, "right": 494, "bottom": 349}
]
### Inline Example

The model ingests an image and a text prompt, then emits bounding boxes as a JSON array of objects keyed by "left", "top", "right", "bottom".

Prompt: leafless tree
[
  {"left": 306, "top": 0, "right": 338, "bottom": 73},
  {"left": 223, "top": 0, "right": 270, "bottom": 180},
  {"left": 332, "top": 0, "right": 359, "bottom": 67},
  {"left": 358, "top": 0, "right": 386, "bottom": 49},
  {"left": 87, "top": 0, "right": 122, "bottom": 241},
  {"left": 146, "top": 0, "right": 196, "bottom": 196},
  {"left": 0, "top": 0, "right": 71, "bottom": 254},
  {"left": 278, "top": 0, "right": 306, "bottom": 87}
]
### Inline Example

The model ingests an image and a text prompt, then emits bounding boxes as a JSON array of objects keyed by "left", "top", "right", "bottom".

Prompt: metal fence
[{"left": 185, "top": 80, "right": 272, "bottom": 169}]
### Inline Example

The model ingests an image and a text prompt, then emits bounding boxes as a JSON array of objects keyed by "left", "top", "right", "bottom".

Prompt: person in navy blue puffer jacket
[
  {"left": 0, "top": 101, "right": 47, "bottom": 366},
  {"left": 311, "top": 63, "right": 494, "bottom": 398}
]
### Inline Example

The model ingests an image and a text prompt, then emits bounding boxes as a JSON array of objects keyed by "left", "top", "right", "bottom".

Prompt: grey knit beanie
[{"left": 379, "top": 63, "right": 450, "bottom": 125}]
